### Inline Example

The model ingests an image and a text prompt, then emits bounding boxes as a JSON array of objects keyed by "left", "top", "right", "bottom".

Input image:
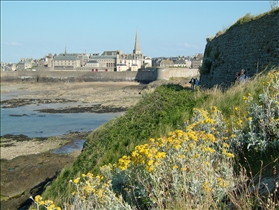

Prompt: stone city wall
[
  {"left": 0, "top": 71, "right": 137, "bottom": 83},
  {"left": 1, "top": 68, "right": 199, "bottom": 83},
  {"left": 200, "top": 9, "right": 279, "bottom": 89}
]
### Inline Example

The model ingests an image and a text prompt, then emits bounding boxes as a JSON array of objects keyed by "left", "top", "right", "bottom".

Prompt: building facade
[
  {"left": 53, "top": 55, "right": 81, "bottom": 70},
  {"left": 83, "top": 30, "right": 150, "bottom": 72}
]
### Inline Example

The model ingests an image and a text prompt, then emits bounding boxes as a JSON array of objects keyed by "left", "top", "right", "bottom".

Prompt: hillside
[{"left": 39, "top": 69, "right": 279, "bottom": 209}]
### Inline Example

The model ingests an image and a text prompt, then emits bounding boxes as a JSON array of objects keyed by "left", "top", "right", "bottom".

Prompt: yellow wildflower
[
  {"left": 146, "top": 166, "right": 154, "bottom": 172},
  {"left": 225, "top": 152, "right": 235, "bottom": 158},
  {"left": 155, "top": 151, "right": 166, "bottom": 159},
  {"left": 192, "top": 154, "right": 200, "bottom": 158},
  {"left": 204, "top": 161, "right": 210, "bottom": 165},
  {"left": 188, "top": 143, "right": 195, "bottom": 149},
  {"left": 74, "top": 178, "right": 79, "bottom": 184},
  {"left": 243, "top": 96, "right": 248, "bottom": 101},
  {"left": 210, "top": 127, "right": 216, "bottom": 131},
  {"left": 147, "top": 160, "right": 154, "bottom": 166},
  {"left": 218, "top": 178, "right": 230, "bottom": 188},
  {"left": 203, "top": 181, "right": 212, "bottom": 192},
  {"left": 34, "top": 195, "right": 42, "bottom": 202},
  {"left": 222, "top": 143, "right": 229, "bottom": 148},
  {"left": 230, "top": 134, "right": 236, "bottom": 138}
]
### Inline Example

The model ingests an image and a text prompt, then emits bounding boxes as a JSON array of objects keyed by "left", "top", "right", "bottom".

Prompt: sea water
[{"left": 0, "top": 102, "right": 123, "bottom": 138}]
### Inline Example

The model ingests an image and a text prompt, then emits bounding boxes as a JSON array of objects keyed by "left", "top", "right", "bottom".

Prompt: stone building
[
  {"left": 53, "top": 55, "right": 81, "bottom": 70},
  {"left": 86, "top": 55, "right": 115, "bottom": 71},
  {"left": 159, "top": 59, "right": 174, "bottom": 67},
  {"left": 45, "top": 31, "right": 150, "bottom": 71},
  {"left": 152, "top": 56, "right": 194, "bottom": 68},
  {"left": 1, "top": 63, "right": 16, "bottom": 71},
  {"left": 173, "top": 59, "right": 190, "bottom": 67},
  {"left": 16, "top": 58, "right": 35, "bottom": 70},
  {"left": 116, "top": 30, "right": 146, "bottom": 71},
  {"left": 50, "top": 48, "right": 89, "bottom": 70},
  {"left": 83, "top": 30, "right": 150, "bottom": 72}
]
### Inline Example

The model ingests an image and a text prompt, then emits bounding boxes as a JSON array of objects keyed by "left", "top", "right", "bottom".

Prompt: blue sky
[{"left": 1, "top": 1, "right": 272, "bottom": 63}]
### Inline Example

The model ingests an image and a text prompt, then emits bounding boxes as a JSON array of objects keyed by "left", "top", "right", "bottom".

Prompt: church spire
[{"left": 133, "top": 30, "right": 141, "bottom": 54}]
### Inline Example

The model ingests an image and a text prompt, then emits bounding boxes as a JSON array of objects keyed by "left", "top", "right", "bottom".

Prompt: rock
[{"left": 0, "top": 152, "right": 75, "bottom": 210}]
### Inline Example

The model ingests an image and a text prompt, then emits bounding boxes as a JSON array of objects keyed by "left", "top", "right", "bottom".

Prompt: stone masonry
[{"left": 200, "top": 9, "right": 279, "bottom": 89}]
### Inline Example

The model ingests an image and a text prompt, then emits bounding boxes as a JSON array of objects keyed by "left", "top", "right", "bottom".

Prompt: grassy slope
[
  {"left": 43, "top": 71, "right": 278, "bottom": 205},
  {"left": 43, "top": 83, "right": 207, "bottom": 203}
]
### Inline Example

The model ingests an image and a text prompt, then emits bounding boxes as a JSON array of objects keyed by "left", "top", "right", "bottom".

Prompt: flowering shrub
[
  {"left": 113, "top": 107, "right": 235, "bottom": 209},
  {"left": 231, "top": 71, "right": 279, "bottom": 153},
  {"left": 68, "top": 172, "right": 132, "bottom": 209},
  {"left": 50, "top": 107, "right": 235, "bottom": 209},
  {"left": 30, "top": 195, "right": 61, "bottom": 210}
]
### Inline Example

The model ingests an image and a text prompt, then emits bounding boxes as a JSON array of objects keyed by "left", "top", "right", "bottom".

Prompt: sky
[{"left": 1, "top": 1, "right": 273, "bottom": 63}]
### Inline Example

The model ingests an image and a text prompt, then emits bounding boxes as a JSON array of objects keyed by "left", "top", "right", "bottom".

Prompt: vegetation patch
[{"left": 33, "top": 69, "right": 279, "bottom": 209}]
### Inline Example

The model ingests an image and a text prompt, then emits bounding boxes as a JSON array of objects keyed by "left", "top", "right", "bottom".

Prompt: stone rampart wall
[
  {"left": 168, "top": 68, "right": 199, "bottom": 78},
  {"left": 0, "top": 68, "right": 199, "bottom": 83},
  {"left": 0, "top": 71, "right": 138, "bottom": 82},
  {"left": 200, "top": 9, "right": 279, "bottom": 89}
]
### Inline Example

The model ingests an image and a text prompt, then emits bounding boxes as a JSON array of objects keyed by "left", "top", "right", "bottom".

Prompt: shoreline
[
  {"left": 0, "top": 131, "right": 90, "bottom": 160},
  {"left": 1, "top": 81, "right": 146, "bottom": 110},
  {"left": 0, "top": 81, "right": 145, "bottom": 210},
  {"left": 1, "top": 81, "right": 146, "bottom": 160}
]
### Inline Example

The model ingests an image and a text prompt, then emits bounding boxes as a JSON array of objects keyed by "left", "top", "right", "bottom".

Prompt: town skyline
[{"left": 1, "top": 1, "right": 272, "bottom": 63}]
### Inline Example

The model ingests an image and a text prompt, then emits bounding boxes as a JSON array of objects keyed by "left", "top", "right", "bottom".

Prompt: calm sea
[{"left": 0, "top": 102, "right": 123, "bottom": 138}]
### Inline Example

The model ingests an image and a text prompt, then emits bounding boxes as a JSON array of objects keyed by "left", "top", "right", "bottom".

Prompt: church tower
[{"left": 133, "top": 30, "right": 141, "bottom": 55}]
